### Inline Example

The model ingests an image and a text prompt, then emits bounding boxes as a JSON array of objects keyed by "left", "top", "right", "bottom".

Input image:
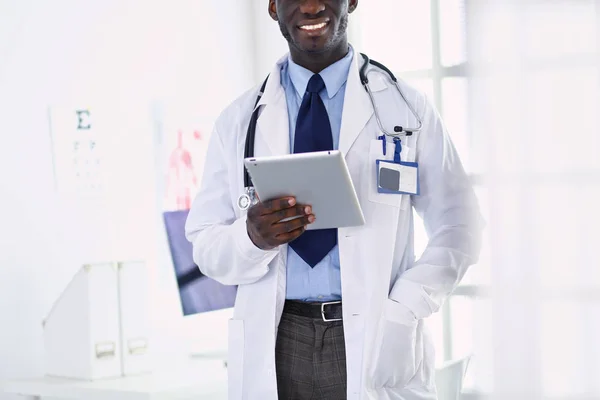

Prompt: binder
[
  {"left": 117, "top": 260, "right": 152, "bottom": 376},
  {"left": 43, "top": 263, "right": 122, "bottom": 380}
]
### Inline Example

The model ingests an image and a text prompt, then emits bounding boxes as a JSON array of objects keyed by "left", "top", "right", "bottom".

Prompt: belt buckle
[{"left": 321, "top": 301, "right": 342, "bottom": 322}]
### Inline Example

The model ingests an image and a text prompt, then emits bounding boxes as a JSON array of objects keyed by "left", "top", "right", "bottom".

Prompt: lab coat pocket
[
  {"left": 228, "top": 319, "right": 245, "bottom": 400},
  {"left": 367, "top": 139, "right": 411, "bottom": 209},
  {"left": 370, "top": 299, "right": 419, "bottom": 389}
]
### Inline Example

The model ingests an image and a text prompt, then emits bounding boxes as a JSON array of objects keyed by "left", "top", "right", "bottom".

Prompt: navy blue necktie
[{"left": 289, "top": 74, "right": 337, "bottom": 268}]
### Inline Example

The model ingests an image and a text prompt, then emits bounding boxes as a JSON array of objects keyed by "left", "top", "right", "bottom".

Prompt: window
[
  {"left": 355, "top": 1, "right": 600, "bottom": 398},
  {"left": 486, "top": 2, "right": 600, "bottom": 398}
]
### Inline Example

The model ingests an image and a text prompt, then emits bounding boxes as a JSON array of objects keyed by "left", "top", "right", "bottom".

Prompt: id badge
[
  {"left": 376, "top": 137, "right": 419, "bottom": 195},
  {"left": 376, "top": 160, "right": 419, "bottom": 195}
]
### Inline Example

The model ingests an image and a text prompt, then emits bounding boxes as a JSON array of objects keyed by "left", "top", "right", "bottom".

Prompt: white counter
[{"left": 1, "top": 358, "right": 227, "bottom": 400}]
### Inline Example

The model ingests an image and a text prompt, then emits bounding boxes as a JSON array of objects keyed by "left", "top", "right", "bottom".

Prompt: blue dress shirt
[{"left": 280, "top": 47, "right": 354, "bottom": 302}]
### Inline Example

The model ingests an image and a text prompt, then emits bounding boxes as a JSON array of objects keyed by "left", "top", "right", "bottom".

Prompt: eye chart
[{"left": 49, "top": 107, "right": 104, "bottom": 197}]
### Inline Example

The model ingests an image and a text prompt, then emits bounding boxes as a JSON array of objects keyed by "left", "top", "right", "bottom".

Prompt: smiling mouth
[{"left": 298, "top": 20, "right": 330, "bottom": 33}]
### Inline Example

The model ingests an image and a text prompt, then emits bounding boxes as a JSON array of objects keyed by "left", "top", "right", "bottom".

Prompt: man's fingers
[
  {"left": 248, "top": 197, "right": 294, "bottom": 218},
  {"left": 246, "top": 197, "right": 314, "bottom": 247},
  {"left": 275, "top": 225, "right": 307, "bottom": 244},
  {"left": 262, "top": 205, "right": 311, "bottom": 224},
  {"left": 260, "top": 197, "right": 296, "bottom": 214},
  {"left": 272, "top": 214, "right": 314, "bottom": 235}
]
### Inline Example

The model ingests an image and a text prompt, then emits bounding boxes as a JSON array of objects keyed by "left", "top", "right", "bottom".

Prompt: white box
[
  {"left": 43, "top": 263, "right": 122, "bottom": 380},
  {"left": 118, "top": 260, "right": 152, "bottom": 376}
]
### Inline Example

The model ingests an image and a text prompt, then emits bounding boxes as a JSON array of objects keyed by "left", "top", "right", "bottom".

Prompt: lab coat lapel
[
  {"left": 254, "top": 57, "right": 291, "bottom": 158},
  {"left": 338, "top": 51, "right": 374, "bottom": 157}
]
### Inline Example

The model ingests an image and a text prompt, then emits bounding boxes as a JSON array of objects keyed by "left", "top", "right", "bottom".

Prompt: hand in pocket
[{"left": 370, "top": 300, "right": 420, "bottom": 388}]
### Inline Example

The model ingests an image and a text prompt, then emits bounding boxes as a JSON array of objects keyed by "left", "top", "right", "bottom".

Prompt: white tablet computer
[{"left": 244, "top": 150, "right": 365, "bottom": 230}]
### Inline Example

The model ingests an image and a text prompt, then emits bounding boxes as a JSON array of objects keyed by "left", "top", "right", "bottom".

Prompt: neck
[{"left": 289, "top": 40, "right": 349, "bottom": 73}]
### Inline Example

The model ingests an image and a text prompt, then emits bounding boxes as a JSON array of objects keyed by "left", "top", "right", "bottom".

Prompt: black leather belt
[{"left": 283, "top": 300, "right": 343, "bottom": 322}]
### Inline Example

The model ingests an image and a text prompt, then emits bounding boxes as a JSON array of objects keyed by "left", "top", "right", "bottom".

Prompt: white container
[
  {"left": 118, "top": 260, "right": 152, "bottom": 376},
  {"left": 43, "top": 263, "right": 122, "bottom": 380}
]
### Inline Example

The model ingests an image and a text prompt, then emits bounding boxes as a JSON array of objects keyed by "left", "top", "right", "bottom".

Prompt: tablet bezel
[{"left": 244, "top": 150, "right": 365, "bottom": 230}]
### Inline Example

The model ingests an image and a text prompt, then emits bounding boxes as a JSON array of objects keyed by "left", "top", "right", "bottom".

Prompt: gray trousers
[{"left": 275, "top": 311, "right": 347, "bottom": 399}]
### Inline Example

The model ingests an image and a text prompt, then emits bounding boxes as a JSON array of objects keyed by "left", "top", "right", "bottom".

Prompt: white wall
[
  {"left": 0, "top": 1, "right": 256, "bottom": 397},
  {"left": 250, "top": 0, "right": 289, "bottom": 79}
]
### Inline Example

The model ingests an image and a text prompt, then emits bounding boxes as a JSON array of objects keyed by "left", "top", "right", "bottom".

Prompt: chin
[
  {"left": 300, "top": 44, "right": 329, "bottom": 54},
  {"left": 295, "top": 38, "right": 337, "bottom": 54}
]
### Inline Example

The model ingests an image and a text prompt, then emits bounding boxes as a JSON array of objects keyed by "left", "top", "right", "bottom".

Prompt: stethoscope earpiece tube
[
  {"left": 244, "top": 108, "right": 258, "bottom": 188},
  {"left": 359, "top": 53, "right": 370, "bottom": 85},
  {"left": 359, "top": 53, "right": 422, "bottom": 137},
  {"left": 367, "top": 58, "right": 398, "bottom": 83},
  {"left": 359, "top": 53, "right": 398, "bottom": 84},
  {"left": 240, "top": 55, "right": 423, "bottom": 210},
  {"left": 243, "top": 77, "right": 269, "bottom": 188}
]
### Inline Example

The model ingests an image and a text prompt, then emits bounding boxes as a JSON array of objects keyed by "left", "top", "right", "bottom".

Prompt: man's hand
[{"left": 246, "top": 197, "right": 315, "bottom": 250}]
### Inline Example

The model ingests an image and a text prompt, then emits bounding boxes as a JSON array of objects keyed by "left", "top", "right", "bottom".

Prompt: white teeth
[{"left": 300, "top": 22, "right": 327, "bottom": 31}]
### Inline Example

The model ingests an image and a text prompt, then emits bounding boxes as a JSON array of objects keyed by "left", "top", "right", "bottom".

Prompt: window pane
[
  {"left": 531, "top": 184, "right": 600, "bottom": 290},
  {"left": 425, "top": 309, "right": 445, "bottom": 367},
  {"left": 441, "top": 77, "right": 470, "bottom": 171},
  {"left": 585, "top": 302, "right": 600, "bottom": 396},
  {"left": 439, "top": 0, "right": 467, "bottom": 66},
  {"left": 449, "top": 296, "right": 493, "bottom": 393},
  {"left": 524, "top": 1, "right": 597, "bottom": 59},
  {"left": 357, "top": 0, "right": 432, "bottom": 71},
  {"left": 541, "top": 300, "right": 592, "bottom": 397},
  {"left": 528, "top": 67, "right": 599, "bottom": 174},
  {"left": 449, "top": 296, "right": 474, "bottom": 359},
  {"left": 404, "top": 78, "right": 434, "bottom": 102}
]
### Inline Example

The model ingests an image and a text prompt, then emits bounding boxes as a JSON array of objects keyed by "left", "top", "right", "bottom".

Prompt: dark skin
[
  {"left": 270, "top": 0, "right": 358, "bottom": 73},
  {"left": 247, "top": 0, "right": 358, "bottom": 250}
]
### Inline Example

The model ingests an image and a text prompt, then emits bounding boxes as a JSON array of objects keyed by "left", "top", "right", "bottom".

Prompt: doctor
[{"left": 186, "top": 0, "right": 483, "bottom": 398}]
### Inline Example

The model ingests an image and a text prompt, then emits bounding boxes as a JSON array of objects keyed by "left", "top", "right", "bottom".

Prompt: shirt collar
[{"left": 287, "top": 45, "right": 354, "bottom": 100}]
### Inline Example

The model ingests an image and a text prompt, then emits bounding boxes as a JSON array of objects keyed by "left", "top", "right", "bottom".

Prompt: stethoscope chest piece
[{"left": 237, "top": 187, "right": 258, "bottom": 211}]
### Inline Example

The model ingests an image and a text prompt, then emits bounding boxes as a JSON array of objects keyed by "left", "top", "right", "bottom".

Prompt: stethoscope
[{"left": 237, "top": 53, "right": 424, "bottom": 211}]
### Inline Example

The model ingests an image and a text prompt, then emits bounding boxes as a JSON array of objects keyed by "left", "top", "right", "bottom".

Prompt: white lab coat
[{"left": 185, "top": 50, "right": 483, "bottom": 400}]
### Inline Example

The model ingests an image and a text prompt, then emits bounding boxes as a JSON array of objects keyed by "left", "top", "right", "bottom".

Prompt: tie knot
[{"left": 306, "top": 74, "right": 326, "bottom": 94}]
